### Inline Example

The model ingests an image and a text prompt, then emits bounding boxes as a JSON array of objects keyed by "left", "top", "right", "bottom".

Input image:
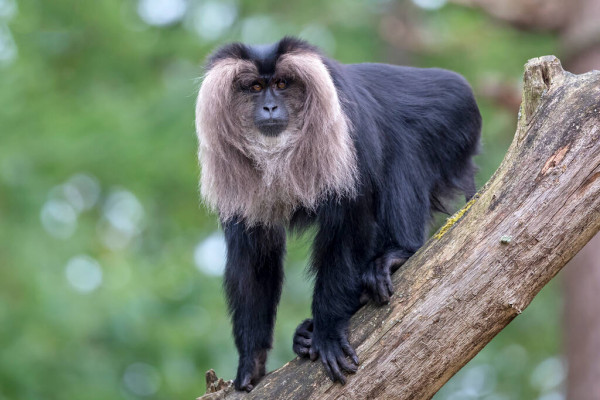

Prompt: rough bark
[{"left": 197, "top": 56, "right": 600, "bottom": 400}]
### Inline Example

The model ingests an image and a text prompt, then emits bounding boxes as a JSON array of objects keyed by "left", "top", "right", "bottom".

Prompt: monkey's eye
[
  {"left": 251, "top": 83, "right": 263, "bottom": 92},
  {"left": 276, "top": 79, "right": 287, "bottom": 90}
]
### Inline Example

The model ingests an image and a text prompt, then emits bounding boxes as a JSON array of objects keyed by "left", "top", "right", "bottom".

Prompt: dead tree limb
[{"left": 198, "top": 56, "right": 600, "bottom": 400}]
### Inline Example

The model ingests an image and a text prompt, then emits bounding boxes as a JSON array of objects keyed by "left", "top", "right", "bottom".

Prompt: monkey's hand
[
  {"left": 362, "top": 252, "right": 408, "bottom": 305},
  {"left": 234, "top": 350, "right": 267, "bottom": 392},
  {"left": 293, "top": 319, "right": 359, "bottom": 384}
]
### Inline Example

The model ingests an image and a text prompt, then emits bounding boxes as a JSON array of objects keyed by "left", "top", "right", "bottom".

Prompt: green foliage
[{"left": 0, "top": 1, "right": 563, "bottom": 399}]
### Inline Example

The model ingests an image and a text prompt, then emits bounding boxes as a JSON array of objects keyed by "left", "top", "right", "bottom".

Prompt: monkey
[{"left": 195, "top": 37, "right": 481, "bottom": 392}]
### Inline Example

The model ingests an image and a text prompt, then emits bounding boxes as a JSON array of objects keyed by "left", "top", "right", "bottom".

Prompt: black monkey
[{"left": 195, "top": 37, "right": 481, "bottom": 391}]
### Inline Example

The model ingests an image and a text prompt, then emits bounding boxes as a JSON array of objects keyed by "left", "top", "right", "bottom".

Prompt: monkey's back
[
  {"left": 339, "top": 62, "right": 482, "bottom": 208},
  {"left": 345, "top": 63, "right": 480, "bottom": 153}
]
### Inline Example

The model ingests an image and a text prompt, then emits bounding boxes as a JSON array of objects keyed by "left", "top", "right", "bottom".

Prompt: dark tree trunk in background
[
  {"left": 561, "top": 0, "right": 600, "bottom": 74},
  {"left": 564, "top": 235, "right": 600, "bottom": 399},
  {"left": 561, "top": 1, "right": 600, "bottom": 398}
]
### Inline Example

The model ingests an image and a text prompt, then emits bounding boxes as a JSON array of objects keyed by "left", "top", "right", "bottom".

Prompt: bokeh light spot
[
  {"left": 40, "top": 199, "right": 78, "bottom": 239},
  {"left": 299, "top": 24, "right": 336, "bottom": 55},
  {"left": 68, "top": 173, "right": 101, "bottom": 211},
  {"left": 538, "top": 392, "right": 565, "bottom": 400},
  {"left": 240, "top": 15, "right": 282, "bottom": 44},
  {"left": 460, "top": 364, "right": 497, "bottom": 396},
  {"left": 65, "top": 255, "right": 103, "bottom": 293},
  {"left": 191, "top": 1, "right": 237, "bottom": 41},
  {"left": 137, "top": 0, "right": 186, "bottom": 27},
  {"left": 0, "top": 23, "right": 17, "bottom": 65},
  {"left": 123, "top": 362, "right": 161, "bottom": 396},
  {"left": 411, "top": 0, "right": 446, "bottom": 10},
  {"left": 194, "top": 233, "right": 226, "bottom": 276},
  {"left": 0, "top": 0, "right": 17, "bottom": 19},
  {"left": 530, "top": 357, "right": 565, "bottom": 393},
  {"left": 99, "top": 189, "right": 145, "bottom": 250}
]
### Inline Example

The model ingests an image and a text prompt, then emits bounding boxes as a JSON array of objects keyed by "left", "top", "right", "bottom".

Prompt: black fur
[
  {"left": 212, "top": 37, "right": 481, "bottom": 391},
  {"left": 222, "top": 217, "right": 286, "bottom": 391}
]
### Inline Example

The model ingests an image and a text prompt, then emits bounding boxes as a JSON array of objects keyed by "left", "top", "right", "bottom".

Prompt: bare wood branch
[{"left": 197, "top": 56, "right": 600, "bottom": 400}]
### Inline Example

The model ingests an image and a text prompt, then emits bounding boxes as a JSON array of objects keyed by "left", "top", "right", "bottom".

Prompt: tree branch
[{"left": 197, "top": 56, "right": 600, "bottom": 400}]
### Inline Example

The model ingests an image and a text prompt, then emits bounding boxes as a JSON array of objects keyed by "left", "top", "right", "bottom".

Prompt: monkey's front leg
[
  {"left": 223, "top": 218, "right": 286, "bottom": 392},
  {"left": 294, "top": 212, "right": 371, "bottom": 383}
]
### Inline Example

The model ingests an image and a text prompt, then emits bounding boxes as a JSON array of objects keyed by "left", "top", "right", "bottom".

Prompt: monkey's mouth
[{"left": 256, "top": 120, "right": 288, "bottom": 137}]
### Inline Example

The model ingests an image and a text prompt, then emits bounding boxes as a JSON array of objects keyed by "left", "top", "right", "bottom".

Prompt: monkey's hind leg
[{"left": 361, "top": 250, "right": 410, "bottom": 305}]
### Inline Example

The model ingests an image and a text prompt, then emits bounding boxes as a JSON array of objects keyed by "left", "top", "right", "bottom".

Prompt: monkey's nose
[{"left": 263, "top": 105, "right": 278, "bottom": 114}]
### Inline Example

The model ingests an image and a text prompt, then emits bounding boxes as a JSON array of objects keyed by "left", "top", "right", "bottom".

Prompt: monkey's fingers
[
  {"left": 293, "top": 335, "right": 312, "bottom": 357},
  {"left": 293, "top": 343, "right": 310, "bottom": 357},
  {"left": 320, "top": 356, "right": 336, "bottom": 382},
  {"left": 341, "top": 337, "right": 359, "bottom": 365},
  {"left": 294, "top": 336, "right": 312, "bottom": 347},
  {"left": 323, "top": 353, "right": 346, "bottom": 384},
  {"left": 336, "top": 354, "right": 358, "bottom": 374},
  {"left": 363, "top": 256, "right": 397, "bottom": 305},
  {"left": 296, "top": 331, "right": 311, "bottom": 339}
]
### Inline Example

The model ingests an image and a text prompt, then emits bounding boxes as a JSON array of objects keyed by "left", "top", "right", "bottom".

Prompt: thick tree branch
[{"left": 198, "top": 56, "right": 600, "bottom": 400}]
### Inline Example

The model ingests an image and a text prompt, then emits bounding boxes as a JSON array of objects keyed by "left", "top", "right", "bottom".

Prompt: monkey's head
[{"left": 195, "top": 37, "right": 357, "bottom": 225}]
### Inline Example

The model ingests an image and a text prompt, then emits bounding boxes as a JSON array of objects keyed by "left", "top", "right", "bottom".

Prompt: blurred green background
[{"left": 0, "top": 0, "right": 566, "bottom": 399}]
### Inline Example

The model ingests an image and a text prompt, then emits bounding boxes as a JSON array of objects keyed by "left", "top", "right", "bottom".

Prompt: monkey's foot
[
  {"left": 293, "top": 319, "right": 313, "bottom": 358},
  {"left": 234, "top": 349, "right": 267, "bottom": 392},
  {"left": 294, "top": 319, "right": 359, "bottom": 384},
  {"left": 362, "top": 252, "right": 408, "bottom": 305}
]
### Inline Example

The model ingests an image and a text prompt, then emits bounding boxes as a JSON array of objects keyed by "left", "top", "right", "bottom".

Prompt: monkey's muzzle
[{"left": 256, "top": 120, "right": 288, "bottom": 137}]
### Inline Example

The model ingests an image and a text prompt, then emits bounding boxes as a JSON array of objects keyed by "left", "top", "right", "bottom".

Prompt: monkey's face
[
  {"left": 248, "top": 78, "right": 289, "bottom": 137},
  {"left": 235, "top": 73, "right": 304, "bottom": 138}
]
